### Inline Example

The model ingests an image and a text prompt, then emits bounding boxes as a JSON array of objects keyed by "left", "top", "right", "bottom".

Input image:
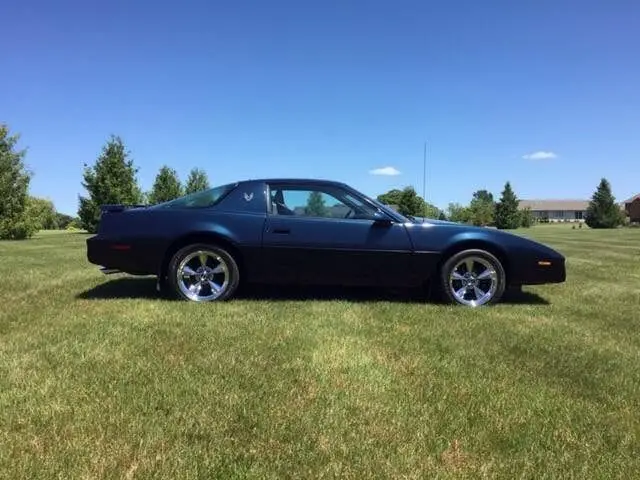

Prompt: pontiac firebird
[{"left": 86, "top": 178, "right": 566, "bottom": 307}]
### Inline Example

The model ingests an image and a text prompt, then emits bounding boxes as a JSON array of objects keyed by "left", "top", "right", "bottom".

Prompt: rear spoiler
[{"left": 100, "top": 204, "right": 148, "bottom": 214}]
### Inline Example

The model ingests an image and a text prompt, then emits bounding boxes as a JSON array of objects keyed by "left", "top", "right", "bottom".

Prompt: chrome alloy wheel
[
  {"left": 448, "top": 255, "right": 499, "bottom": 307},
  {"left": 177, "top": 249, "right": 230, "bottom": 301}
]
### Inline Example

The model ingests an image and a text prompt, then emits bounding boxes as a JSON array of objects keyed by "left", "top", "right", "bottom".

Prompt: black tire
[
  {"left": 167, "top": 243, "right": 240, "bottom": 301},
  {"left": 439, "top": 248, "right": 506, "bottom": 307}
]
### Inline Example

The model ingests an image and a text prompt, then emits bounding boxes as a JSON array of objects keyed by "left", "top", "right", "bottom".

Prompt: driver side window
[{"left": 269, "top": 185, "right": 377, "bottom": 220}]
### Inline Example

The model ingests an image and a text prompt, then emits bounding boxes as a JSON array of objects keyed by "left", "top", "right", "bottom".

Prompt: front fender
[
  {"left": 405, "top": 223, "right": 564, "bottom": 284},
  {"left": 405, "top": 223, "right": 504, "bottom": 253}
]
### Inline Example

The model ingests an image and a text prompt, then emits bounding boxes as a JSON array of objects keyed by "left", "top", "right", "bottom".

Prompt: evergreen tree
[
  {"left": 520, "top": 207, "right": 534, "bottom": 228},
  {"left": 78, "top": 135, "right": 143, "bottom": 233},
  {"left": 185, "top": 168, "right": 210, "bottom": 194},
  {"left": 305, "top": 191, "right": 328, "bottom": 217},
  {"left": 468, "top": 189, "right": 495, "bottom": 226},
  {"left": 148, "top": 165, "right": 183, "bottom": 204},
  {"left": 494, "top": 181, "right": 521, "bottom": 229},
  {"left": 585, "top": 178, "right": 624, "bottom": 228},
  {"left": 0, "top": 124, "right": 38, "bottom": 239}
]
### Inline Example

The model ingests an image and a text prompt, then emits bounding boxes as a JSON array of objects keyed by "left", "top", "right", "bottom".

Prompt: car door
[{"left": 261, "top": 182, "right": 415, "bottom": 287}]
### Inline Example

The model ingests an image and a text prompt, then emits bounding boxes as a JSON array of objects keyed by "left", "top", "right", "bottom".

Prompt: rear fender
[{"left": 158, "top": 230, "right": 244, "bottom": 284}]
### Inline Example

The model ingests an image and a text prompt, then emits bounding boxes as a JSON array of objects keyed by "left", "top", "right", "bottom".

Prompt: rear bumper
[
  {"left": 87, "top": 235, "right": 122, "bottom": 267},
  {"left": 86, "top": 236, "right": 155, "bottom": 275}
]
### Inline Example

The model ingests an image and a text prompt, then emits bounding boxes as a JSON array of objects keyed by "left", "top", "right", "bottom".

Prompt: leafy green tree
[
  {"left": 421, "top": 203, "right": 442, "bottom": 219},
  {"left": 446, "top": 202, "right": 471, "bottom": 223},
  {"left": 54, "top": 212, "right": 75, "bottom": 229},
  {"left": 305, "top": 191, "right": 328, "bottom": 217},
  {"left": 398, "top": 187, "right": 424, "bottom": 217},
  {"left": 0, "top": 124, "right": 37, "bottom": 239},
  {"left": 471, "top": 189, "right": 493, "bottom": 203},
  {"left": 26, "top": 197, "right": 57, "bottom": 230},
  {"left": 377, "top": 186, "right": 439, "bottom": 217},
  {"left": 148, "top": 165, "right": 183, "bottom": 205},
  {"left": 585, "top": 178, "right": 624, "bottom": 229},
  {"left": 377, "top": 189, "right": 403, "bottom": 208},
  {"left": 494, "top": 181, "right": 521, "bottom": 229},
  {"left": 468, "top": 189, "right": 495, "bottom": 226},
  {"left": 520, "top": 207, "right": 534, "bottom": 228},
  {"left": 78, "top": 135, "right": 143, "bottom": 233},
  {"left": 66, "top": 217, "right": 83, "bottom": 230},
  {"left": 438, "top": 211, "right": 447, "bottom": 221},
  {"left": 185, "top": 168, "right": 210, "bottom": 194}
]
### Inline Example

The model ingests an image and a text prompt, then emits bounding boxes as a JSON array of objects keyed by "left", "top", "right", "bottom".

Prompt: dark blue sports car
[{"left": 86, "top": 178, "right": 565, "bottom": 307}]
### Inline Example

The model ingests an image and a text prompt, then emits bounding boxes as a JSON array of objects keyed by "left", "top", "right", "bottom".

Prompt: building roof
[
  {"left": 518, "top": 199, "right": 589, "bottom": 211},
  {"left": 623, "top": 193, "right": 640, "bottom": 204}
]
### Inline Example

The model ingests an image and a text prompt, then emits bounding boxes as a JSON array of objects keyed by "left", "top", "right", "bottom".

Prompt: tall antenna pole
[{"left": 422, "top": 141, "right": 427, "bottom": 220}]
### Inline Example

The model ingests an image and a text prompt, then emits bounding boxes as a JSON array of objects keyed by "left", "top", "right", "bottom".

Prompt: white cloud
[
  {"left": 369, "top": 166, "right": 401, "bottom": 176},
  {"left": 522, "top": 151, "right": 558, "bottom": 160}
]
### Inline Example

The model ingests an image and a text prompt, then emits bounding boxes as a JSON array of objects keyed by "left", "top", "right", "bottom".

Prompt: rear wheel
[
  {"left": 167, "top": 244, "right": 240, "bottom": 301},
  {"left": 440, "top": 249, "right": 506, "bottom": 307}
]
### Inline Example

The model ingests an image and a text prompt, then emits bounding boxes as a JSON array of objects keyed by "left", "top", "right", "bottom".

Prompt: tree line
[
  {"left": 0, "top": 121, "right": 628, "bottom": 240},
  {"left": 433, "top": 178, "right": 624, "bottom": 230},
  {"left": 443, "top": 182, "right": 533, "bottom": 229},
  {"left": 0, "top": 124, "right": 213, "bottom": 238},
  {"left": 0, "top": 124, "right": 79, "bottom": 239},
  {"left": 77, "top": 135, "right": 211, "bottom": 233},
  {"left": 375, "top": 182, "right": 532, "bottom": 229}
]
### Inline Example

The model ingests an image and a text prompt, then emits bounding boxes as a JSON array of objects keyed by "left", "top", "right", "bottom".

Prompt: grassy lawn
[{"left": 1, "top": 226, "right": 639, "bottom": 478}]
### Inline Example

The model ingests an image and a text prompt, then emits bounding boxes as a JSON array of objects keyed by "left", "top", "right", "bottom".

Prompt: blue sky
[{"left": 2, "top": 0, "right": 639, "bottom": 215}]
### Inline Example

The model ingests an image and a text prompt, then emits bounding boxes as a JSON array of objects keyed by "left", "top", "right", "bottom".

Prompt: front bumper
[
  {"left": 512, "top": 256, "right": 566, "bottom": 285},
  {"left": 526, "top": 258, "right": 566, "bottom": 284}
]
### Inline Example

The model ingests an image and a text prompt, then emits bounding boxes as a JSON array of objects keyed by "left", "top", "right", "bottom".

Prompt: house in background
[
  {"left": 623, "top": 194, "right": 640, "bottom": 223},
  {"left": 518, "top": 199, "right": 589, "bottom": 222}
]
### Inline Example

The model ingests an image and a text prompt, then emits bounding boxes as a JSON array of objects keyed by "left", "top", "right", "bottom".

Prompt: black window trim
[{"left": 265, "top": 181, "right": 390, "bottom": 222}]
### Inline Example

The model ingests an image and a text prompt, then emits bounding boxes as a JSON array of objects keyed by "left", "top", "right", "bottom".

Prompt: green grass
[{"left": 1, "top": 226, "right": 639, "bottom": 478}]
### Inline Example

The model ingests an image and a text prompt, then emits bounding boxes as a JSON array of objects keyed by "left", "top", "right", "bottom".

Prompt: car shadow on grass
[{"left": 77, "top": 277, "right": 550, "bottom": 305}]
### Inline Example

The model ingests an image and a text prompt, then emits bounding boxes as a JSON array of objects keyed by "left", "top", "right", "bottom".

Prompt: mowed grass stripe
[{"left": 1, "top": 227, "right": 639, "bottom": 478}]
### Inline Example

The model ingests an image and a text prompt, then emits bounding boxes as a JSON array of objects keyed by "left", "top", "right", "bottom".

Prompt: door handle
[{"left": 272, "top": 228, "right": 290, "bottom": 234}]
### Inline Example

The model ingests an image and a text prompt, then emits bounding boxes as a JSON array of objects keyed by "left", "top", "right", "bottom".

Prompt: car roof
[{"left": 238, "top": 178, "right": 350, "bottom": 188}]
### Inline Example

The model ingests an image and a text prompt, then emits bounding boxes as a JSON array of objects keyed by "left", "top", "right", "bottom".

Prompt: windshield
[
  {"left": 365, "top": 194, "right": 413, "bottom": 223},
  {"left": 157, "top": 183, "right": 237, "bottom": 209}
]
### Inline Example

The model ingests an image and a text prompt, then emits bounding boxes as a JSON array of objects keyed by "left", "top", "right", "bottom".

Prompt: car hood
[{"left": 410, "top": 217, "right": 459, "bottom": 226}]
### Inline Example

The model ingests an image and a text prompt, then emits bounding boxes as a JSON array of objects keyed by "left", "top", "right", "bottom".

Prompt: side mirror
[{"left": 372, "top": 210, "right": 393, "bottom": 227}]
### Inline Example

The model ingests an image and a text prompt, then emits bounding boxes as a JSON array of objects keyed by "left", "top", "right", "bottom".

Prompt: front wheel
[
  {"left": 167, "top": 244, "right": 240, "bottom": 301},
  {"left": 440, "top": 249, "right": 506, "bottom": 307}
]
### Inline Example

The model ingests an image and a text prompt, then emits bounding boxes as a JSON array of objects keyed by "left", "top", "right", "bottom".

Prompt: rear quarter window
[
  {"left": 157, "top": 183, "right": 237, "bottom": 209},
  {"left": 214, "top": 182, "right": 268, "bottom": 214}
]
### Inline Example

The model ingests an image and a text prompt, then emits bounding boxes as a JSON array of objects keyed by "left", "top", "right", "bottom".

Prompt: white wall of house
[{"left": 529, "top": 210, "right": 585, "bottom": 222}]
